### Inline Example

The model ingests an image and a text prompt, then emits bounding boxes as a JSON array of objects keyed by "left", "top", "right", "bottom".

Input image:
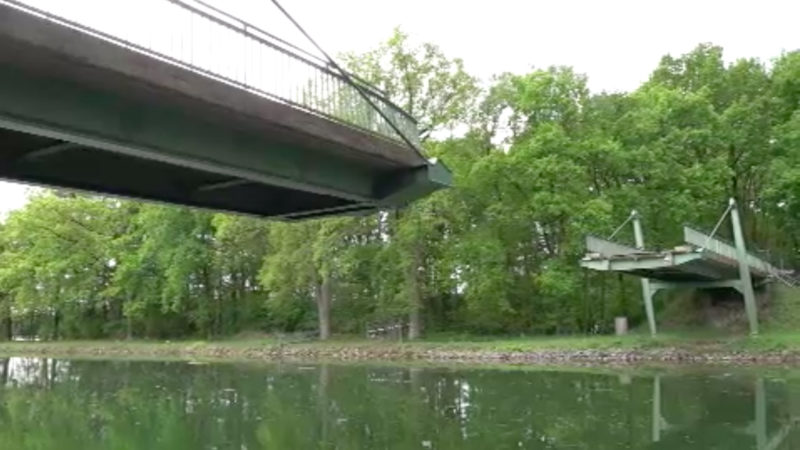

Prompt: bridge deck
[
  {"left": 0, "top": 1, "right": 449, "bottom": 219},
  {"left": 580, "top": 228, "right": 779, "bottom": 282},
  {"left": 580, "top": 208, "right": 781, "bottom": 335},
  {"left": 581, "top": 251, "right": 766, "bottom": 282}
]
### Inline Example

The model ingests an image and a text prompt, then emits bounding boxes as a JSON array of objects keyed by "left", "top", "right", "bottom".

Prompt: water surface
[{"left": 0, "top": 357, "right": 798, "bottom": 449}]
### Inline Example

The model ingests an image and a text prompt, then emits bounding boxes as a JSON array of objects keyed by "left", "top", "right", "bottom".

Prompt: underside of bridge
[
  {"left": 0, "top": 1, "right": 449, "bottom": 219},
  {"left": 0, "top": 128, "right": 371, "bottom": 220}
]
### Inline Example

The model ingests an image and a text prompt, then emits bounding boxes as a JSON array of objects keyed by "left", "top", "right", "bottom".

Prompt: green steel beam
[
  {"left": 585, "top": 235, "right": 641, "bottom": 257},
  {"left": 0, "top": 65, "right": 381, "bottom": 202},
  {"left": 579, "top": 253, "right": 701, "bottom": 272},
  {"left": 730, "top": 199, "right": 759, "bottom": 336},
  {"left": 649, "top": 279, "right": 742, "bottom": 292},
  {"left": 677, "top": 261, "right": 735, "bottom": 281},
  {"left": 633, "top": 211, "right": 657, "bottom": 336},
  {"left": 375, "top": 158, "right": 452, "bottom": 207},
  {"left": 685, "top": 227, "right": 775, "bottom": 277}
]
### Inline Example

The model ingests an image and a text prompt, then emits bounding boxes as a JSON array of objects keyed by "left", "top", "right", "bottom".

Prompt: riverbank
[{"left": 4, "top": 332, "right": 800, "bottom": 366}]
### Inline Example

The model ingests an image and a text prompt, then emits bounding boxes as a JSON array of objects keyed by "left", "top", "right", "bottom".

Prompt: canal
[{"left": 0, "top": 357, "right": 797, "bottom": 449}]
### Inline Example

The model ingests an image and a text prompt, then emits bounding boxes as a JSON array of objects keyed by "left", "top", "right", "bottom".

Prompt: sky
[{"left": 1, "top": 0, "right": 799, "bottom": 217}]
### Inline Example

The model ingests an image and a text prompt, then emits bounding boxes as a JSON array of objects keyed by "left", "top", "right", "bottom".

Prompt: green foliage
[
  {"left": 0, "top": 41, "right": 799, "bottom": 340},
  {"left": 4, "top": 358, "right": 769, "bottom": 450},
  {"left": 763, "top": 285, "right": 800, "bottom": 332},
  {"left": 343, "top": 28, "right": 479, "bottom": 140}
]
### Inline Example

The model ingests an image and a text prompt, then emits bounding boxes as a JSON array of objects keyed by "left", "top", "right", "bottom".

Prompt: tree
[
  {"left": 0, "top": 221, "right": 11, "bottom": 340},
  {"left": 344, "top": 29, "right": 478, "bottom": 339},
  {"left": 343, "top": 28, "right": 479, "bottom": 141},
  {"left": 210, "top": 215, "right": 271, "bottom": 334},
  {"left": 0, "top": 193, "right": 125, "bottom": 339},
  {"left": 259, "top": 219, "right": 352, "bottom": 339}
]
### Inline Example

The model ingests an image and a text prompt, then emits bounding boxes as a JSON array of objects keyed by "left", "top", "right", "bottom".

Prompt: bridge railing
[
  {"left": 584, "top": 235, "right": 642, "bottom": 257},
  {"left": 2, "top": 0, "right": 420, "bottom": 148},
  {"left": 683, "top": 226, "right": 777, "bottom": 275}
]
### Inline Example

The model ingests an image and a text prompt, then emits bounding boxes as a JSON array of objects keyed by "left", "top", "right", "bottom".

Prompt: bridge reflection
[{"left": 647, "top": 374, "right": 800, "bottom": 450}]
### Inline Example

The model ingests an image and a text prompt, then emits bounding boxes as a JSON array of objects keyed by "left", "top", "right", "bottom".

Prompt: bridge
[
  {"left": 581, "top": 199, "right": 790, "bottom": 336},
  {"left": 0, "top": 0, "right": 449, "bottom": 219}
]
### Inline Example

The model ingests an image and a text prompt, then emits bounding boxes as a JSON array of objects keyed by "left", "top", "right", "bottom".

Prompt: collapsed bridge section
[{"left": 581, "top": 200, "right": 791, "bottom": 336}]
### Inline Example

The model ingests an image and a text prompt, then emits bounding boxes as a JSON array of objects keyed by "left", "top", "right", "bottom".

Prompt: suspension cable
[
  {"left": 701, "top": 201, "right": 734, "bottom": 250},
  {"left": 608, "top": 211, "right": 636, "bottom": 241},
  {"left": 268, "top": 0, "right": 427, "bottom": 160}
]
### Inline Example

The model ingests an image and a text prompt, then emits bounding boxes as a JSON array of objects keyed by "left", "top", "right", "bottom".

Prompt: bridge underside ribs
[{"left": 0, "top": 129, "right": 363, "bottom": 218}]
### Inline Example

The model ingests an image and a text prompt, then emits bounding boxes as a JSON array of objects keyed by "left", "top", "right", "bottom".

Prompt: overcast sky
[{"left": 1, "top": 0, "right": 799, "bottom": 217}]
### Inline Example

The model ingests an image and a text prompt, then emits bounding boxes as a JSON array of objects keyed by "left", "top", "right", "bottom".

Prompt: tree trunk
[
  {"left": 316, "top": 274, "right": 332, "bottom": 341},
  {"left": 2, "top": 301, "right": 11, "bottom": 341},
  {"left": 52, "top": 309, "right": 60, "bottom": 341},
  {"left": 407, "top": 246, "right": 423, "bottom": 340},
  {"left": 39, "top": 357, "right": 47, "bottom": 387},
  {"left": 231, "top": 273, "right": 242, "bottom": 332},
  {"left": 408, "top": 307, "right": 422, "bottom": 340},
  {"left": 0, "top": 358, "right": 8, "bottom": 385},
  {"left": 48, "top": 359, "right": 57, "bottom": 388}
]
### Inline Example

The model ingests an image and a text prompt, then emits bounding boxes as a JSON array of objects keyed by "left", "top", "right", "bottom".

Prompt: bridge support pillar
[
  {"left": 730, "top": 199, "right": 759, "bottom": 336},
  {"left": 633, "top": 211, "right": 657, "bottom": 336},
  {"left": 641, "top": 280, "right": 657, "bottom": 336}
]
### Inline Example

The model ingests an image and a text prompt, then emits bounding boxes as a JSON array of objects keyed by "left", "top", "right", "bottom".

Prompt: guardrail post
[
  {"left": 633, "top": 210, "right": 657, "bottom": 336},
  {"left": 730, "top": 198, "right": 759, "bottom": 336}
]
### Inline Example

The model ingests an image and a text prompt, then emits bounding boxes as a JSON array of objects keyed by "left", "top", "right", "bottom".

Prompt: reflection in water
[
  {"left": 0, "top": 357, "right": 799, "bottom": 449},
  {"left": 648, "top": 373, "right": 800, "bottom": 450},
  {"left": 653, "top": 375, "right": 662, "bottom": 443},
  {"left": 1, "top": 357, "right": 66, "bottom": 387}
]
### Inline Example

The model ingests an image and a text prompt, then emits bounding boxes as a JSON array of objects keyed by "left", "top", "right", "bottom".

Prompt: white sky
[{"left": 1, "top": 0, "right": 799, "bottom": 216}]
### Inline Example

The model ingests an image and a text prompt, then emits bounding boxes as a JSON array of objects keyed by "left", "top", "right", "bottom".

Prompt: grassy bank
[{"left": 3, "top": 331, "right": 800, "bottom": 366}]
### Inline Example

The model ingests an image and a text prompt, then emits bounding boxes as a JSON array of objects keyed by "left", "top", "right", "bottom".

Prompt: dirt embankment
[{"left": 1, "top": 341, "right": 799, "bottom": 366}]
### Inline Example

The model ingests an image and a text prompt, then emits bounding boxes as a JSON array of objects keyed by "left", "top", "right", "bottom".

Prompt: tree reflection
[{"left": 0, "top": 360, "right": 799, "bottom": 449}]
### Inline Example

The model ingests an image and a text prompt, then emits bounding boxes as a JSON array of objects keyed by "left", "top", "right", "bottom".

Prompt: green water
[{"left": 0, "top": 358, "right": 798, "bottom": 449}]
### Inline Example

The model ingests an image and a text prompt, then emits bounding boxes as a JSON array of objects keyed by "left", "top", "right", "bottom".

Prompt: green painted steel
[
  {"left": 684, "top": 227, "right": 775, "bottom": 276},
  {"left": 1, "top": 0, "right": 420, "bottom": 148},
  {"left": 581, "top": 200, "right": 768, "bottom": 336},
  {"left": 730, "top": 199, "right": 759, "bottom": 335},
  {"left": 649, "top": 279, "right": 742, "bottom": 291},
  {"left": 0, "top": 0, "right": 450, "bottom": 218},
  {"left": 580, "top": 253, "right": 702, "bottom": 273},
  {"left": 585, "top": 235, "right": 640, "bottom": 257},
  {"left": 0, "top": 66, "right": 378, "bottom": 201},
  {"left": 633, "top": 211, "right": 657, "bottom": 337}
]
